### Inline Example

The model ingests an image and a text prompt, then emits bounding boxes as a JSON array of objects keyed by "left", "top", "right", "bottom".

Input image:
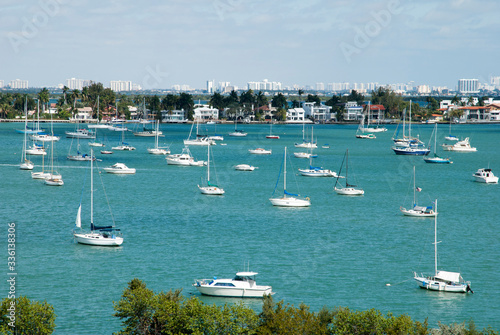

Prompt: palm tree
[
  {"left": 70, "top": 89, "right": 80, "bottom": 118},
  {"left": 62, "top": 86, "right": 69, "bottom": 105},
  {"left": 38, "top": 88, "right": 50, "bottom": 114},
  {"left": 298, "top": 89, "right": 304, "bottom": 107}
]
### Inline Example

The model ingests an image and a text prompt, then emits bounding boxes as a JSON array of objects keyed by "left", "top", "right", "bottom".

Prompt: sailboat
[
  {"left": 184, "top": 120, "right": 215, "bottom": 145},
  {"left": 67, "top": 134, "right": 95, "bottom": 161},
  {"left": 44, "top": 132, "right": 64, "bottom": 186},
  {"left": 400, "top": 166, "right": 436, "bottom": 217},
  {"left": 413, "top": 199, "right": 472, "bottom": 293},
  {"left": 392, "top": 101, "right": 430, "bottom": 156},
  {"left": 294, "top": 123, "right": 317, "bottom": 148},
  {"left": 112, "top": 127, "right": 135, "bottom": 151},
  {"left": 20, "top": 99, "right": 34, "bottom": 170},
  {"left": 73, "top": 148, "right": 124, "bottom": 246},
  {"left": 360, "top": 102, "right": 387, "bottom": 133},
  {"left": 334, "top": 149, "right": 364, "bottom": 195},
  {"left": 134, "top": 99, "right": 162, "bottom": 137},
  {"left": 147, "top": 120, "right": 170, "bottom": 154},
  {"left": 269, "top": 147, "right": 311, "bottom": 207},
  {"left": 266, "top": 117, "right": 279, "bottom": 139},
  {"left": 298, "top": 138, "right": 336, "bottom": 177},
  {"left": 31, "top": 149, "right": 50, "bottom": 180},
  {"left": 445, "top": 113, "right": 459, "bottom": 141},
  {"left": 198, "top": 145, "right": 224, "bottom": 195},
  {"left": 424, "top": 124, "right": 452, "bottom": 164},
  {"left": 228, "top": 118, "right": 247, "bottom": 137},
  {"left": 355, "top": 115, "right": 376, "bottom": 139}
]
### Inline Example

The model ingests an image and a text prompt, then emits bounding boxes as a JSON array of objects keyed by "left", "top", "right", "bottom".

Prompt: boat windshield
[{"left": 233, "top": 275, "right": 254, "bottom": 282}]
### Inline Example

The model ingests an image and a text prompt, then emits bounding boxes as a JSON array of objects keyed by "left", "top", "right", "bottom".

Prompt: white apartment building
[
  {"left": 66, "top": 78, "right": 91, "bottom": 90},
  {"left": 458, "top": 79, "right": 479, "bottom": 94},
  {"left": 193, "top": 104, "right": 219, "bottom": 121},
  {"left": 161, "top": 109, "right": 187, "bottom": 123},
  {"left": 9, "top": 79, "right": 28, "bottom": 89},
  {"left": 247, "top": 79, "right": 282, "bottom": 91},
  {"left": 316, "top": 83, "right": 325, "bottom": 91},
  {"left": 207, "top": 80, "right": 215, "bottom": 94},
  {"left": 0, "top": 80, "right": 4, "bottom": 88},
  {"left": 302, "top": 102, "right": 333, "bottom": 122},
  {"left": 286, "top": 108, "right": 308, "bottom": 123},
  {"left": 344, "top": 101, "right": 363, "bottom": 121},
  {"left": 110, "top": 80, "right": 132, "bottom": 92}
]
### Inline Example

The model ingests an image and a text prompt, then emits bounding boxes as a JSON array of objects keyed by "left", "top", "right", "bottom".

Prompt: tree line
[
  {"left": 0, "top": 279, "right": 498, "bottom": 334},
  {"left": 0, "top": 84, "right": 491, "bottom": 122}
]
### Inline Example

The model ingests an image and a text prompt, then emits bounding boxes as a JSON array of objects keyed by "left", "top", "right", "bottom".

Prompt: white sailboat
[
  {"left": 20, "top": 99, "right": 34, "bottom": 170},
  {"left": 360, "top": 102, "right": 387, "bottom": 133},
  {"left": 112, "top": 128, "right": 135, "bottom": 151},
  {"left": 73, "top": 148, "right": 124, "bottom": 246},
  {"left": 334, "top": 149, "right": 364, "bottom": 195},
  {"left": 31, "top": 149, "right": 50, "bottom": 180},
  {"left": 392, "top": 101, "right": 430, "bottom": 156},
  {"left": 355, "top": 116, "right": 376, "bottom": 139},
  {"left": 269, "top": 147, "right": 311, "bottom": 207},
  {"left": 400, "top": 166, "right": 436, "bottom": 217},
  {"left": 294, "top": 123, "right": 317, "bottom": 148},
  {"left": 198, "top": 145, "right": 224, "bottom": 195},
  {"left": 424, "top": 124, "right": 452, "bottom": 164},
  {"left": 413, "top": 199, "right": 473, "bottom": 293},
  {"left": 298, "top": 141, "right": 336, "bottom": 177},
  {"left": 147, "top": 120, "right": 170, "bottom": 155},
  {"left": 184, "top": 120, "right": 215, "bottom": 146},
  {"left": 228, "top": 118, "right": 247, "bottom": 137},
  {"left": 266, "top": 117, "right": 279, "bottom": 139},
  {"left": 44, "top": 139, "right": 64, "bottom": 186}
]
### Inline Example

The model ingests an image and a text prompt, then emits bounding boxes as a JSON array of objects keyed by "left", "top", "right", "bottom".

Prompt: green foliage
[
  {"left": 371, "top": 87, "right": 404, "bottom": 117},
  {"left": 306, "top": 94, "right": 321, "bottom": 106},
  {"left": 271, "top": 93, "right": 287, "bottom": 109},
  {"left": 0, "top": 296, "right": 56, "bottom": 335}
]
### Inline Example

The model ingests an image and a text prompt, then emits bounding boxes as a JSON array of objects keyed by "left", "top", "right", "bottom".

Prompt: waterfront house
[
  {"left": 161, "top": 109, "right": 187, "bottom": 123},
  {"left": 286, "top": 108, "right": 310, "bottom": 123},
  {"left": 193, "top": 104, "right": 219, "bottom": 122},
  {"left": 302, "top": 102, "right": 333, "bottom": 122},
  {"left": 344, "top": 101, "right": 363, "bottom": 121}
]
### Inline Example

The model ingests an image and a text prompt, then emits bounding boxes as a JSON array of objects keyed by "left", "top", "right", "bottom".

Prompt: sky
[{"left": 1, "top": 0, "right": 499, "bottom": 90}]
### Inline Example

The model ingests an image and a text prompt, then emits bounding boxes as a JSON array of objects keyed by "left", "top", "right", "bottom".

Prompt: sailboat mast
[
  {"left": 434, "top": 199, "right": 438, "bottom": 275},
  {"left": 207, "top": 145, "right": 210, "bottom": 182},
  {"left": 91, "top": 148, "right": 94, "bottom": 227},
  {"left": 413, "top": 165, "right": 416, "bottom": 206},
  {"left": 409, "top": 100, "right": 412, "bottom": 140},
  {"left": 22, "top": 98, "right": 28, "bottom": 163},
  {"left": 284, "top": 147, "right": 287, "bottom": 192},
  {"left": 346, "top": 149, "right": 349, "bottom": 183}
]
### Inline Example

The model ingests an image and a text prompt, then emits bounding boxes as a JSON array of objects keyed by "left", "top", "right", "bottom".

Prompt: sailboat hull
[
  {"left": 73, "top": 232, "right": 123, "bottom": 246},
  {"left": 400, "top": 208, "right": 437, "bottom": 217},
  {"left": 334, "top": 187, "right": 364, "bottom": 196},
  {"left": 414, "top": 275, "right": 468, "bottom": 293},
  {"left": 198, "top": 185, "right": 225, "bottom": 195},
  {"left": 269, "top": 197, "right": 310, "bottom": 207}
]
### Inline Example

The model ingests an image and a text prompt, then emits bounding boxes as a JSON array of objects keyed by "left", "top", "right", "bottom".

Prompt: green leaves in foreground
[
  {"left": 113, "top": 279, "right": 499, "bottom": 335},
  {"left": 0, "top": 296, "right": 56, "bottom": 335}
]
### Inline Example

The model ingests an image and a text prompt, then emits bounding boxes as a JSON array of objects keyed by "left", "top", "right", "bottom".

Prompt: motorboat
[
  {"left": 472, "top": 168, "right": 498, "bottom": 183},
  {"left": 442, "top": 137, "right": 477, "bottom": 152},
  {"left": 166, "top": 147, "right": 205, "bottom": 166},
  {"left": 65, "top": 128, "right": 96, "bottom": 139},
  {"left": 248, "top": 148, "right": 271, "bottom": 155},
  {"left": 103, "top": 163, "right": 136, "bottom": 174},
  {"left": 413, "top": 199, "right": 472, "bottom": 293},
  {"left": 100, "top": 150, "right": 113, "bottom": 154},
  {"left": 193, "top": 271, "right": 273, "bottom": 298},
  {"left": 235, "top": 164, "right": 257, "bottom": 171}
]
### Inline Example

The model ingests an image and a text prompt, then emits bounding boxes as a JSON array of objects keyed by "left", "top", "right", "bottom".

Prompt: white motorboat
[
  {"left": 103, "top": 163, "right": 136, "bottom": 174},
  {"left": 65, "top": 128, "right": 96, "bottom": 139},
  {"left": 472, "top": 168, "right": 498, "bottom": 183},
  {"left": 193, "top": 271, "right": 273, "bottom": 298},
  {"left": 442, "top": 137, "right": 477, "bottom": 152},
  {"left": 166, "top": 147, "right": 205, "bottom": 166},
  {"left": 235, "top": 164, "right": 257, "bottom": 171},
  {"left": 248, "top": 148, "right": 272, "bottom": 155},
  {"left": 100, "top": 150, "right": 113, "bottom": 154},
  {"left": 298, "top": 166, "right": 337, "bottom": 177},
  {"left": 198, "top": 145, "right": 224, "bottom": 195},
  {"left": 73, "top": 149, "right": 124, "bottom": 247},
  {"left": 334, "top": 149, "right": 364, "bottom": 196},
  {"left": 270, "top": 147, "right": 311, "bottom": 207},
  {"left": 413, "top": 199, "right": 472, "bottom": 293},
  {"left": 30, "top": 133, "right": 60, "bottom": 142},
  {"left": 400, "top": 166, "right": 437, "bottom": 217}
]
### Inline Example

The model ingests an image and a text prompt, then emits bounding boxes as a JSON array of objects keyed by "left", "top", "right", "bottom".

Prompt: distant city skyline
[{"left": 2, "top": 0, "right": 499, "bottom": 90}]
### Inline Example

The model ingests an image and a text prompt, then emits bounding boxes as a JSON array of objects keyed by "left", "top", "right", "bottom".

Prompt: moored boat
[
  {"left": 193, "top": 271, "right": 273, "bottom": 298},
  {"left": 472, "top": 168, "right": 498, "bottom": 183}
]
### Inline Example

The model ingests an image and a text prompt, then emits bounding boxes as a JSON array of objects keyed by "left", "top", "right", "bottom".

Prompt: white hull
[
  {"left": 228, "top": 132, "right": 247, "bottom": 137},
  {"left": 30, "top": 134, "right": 60, "bottom": 142},
  {"left": 112, "top": 145, "right": 136, "bottom": 151},
  {"left": 147, "top": 148, "right": 170, "bottom": 155},
  {"left": 183, "top": 139, "right": 215, "bottom": 146},
  {"left": 67, "top": 155, "right": 94, "bottom": 161},
  {"left": 45, "top": 176, "right": 64, "bottom": 186},
  {"left": 334, "top": 187, "right": 364, "bottom": 195},
  {"left": 298, "top": 169, "right": 337, "bottom": 177},
  {"left": 73, "top": 232, "right": 123, "bottom": 246},
  {"left": 294, "top": 142, "right": 317, "bottom": 148},
  {"left": 198, "top": 185, "right": 225, "bottom": 195},
  {"left": 195, "top": 285, "right": 272, "bottom": 298},
  {"left": 294, "top": 152, "right": 311, "bottom": 158},
  {"left": 400, "top": 207, "right": 437, "bottom": 217},
  {"left": 65, "top": 131, "right": 96, "bottom": 139},
  {"left": 208, "top": 135, "right": 224, "bottom": 141},
  {"left": 269, "top": 196, "right": 310, "bottom": 207},
  {"left": 414, "top": 275, "right": 468, "bottom": 293},
  {"left": 356, "top": 134, "right": 376, "bottom": 139},
  {"left": 26, "top": 148, "right": 47, "bottom": 155},
  {"left": 133, "top": 131, "right": 162, "bottom": 137},
  {"left": 235, "top": 164, "right": 256, "bottom": 171},
  {"left": 20, "top": 161, "right": 34, "bottom": 170},
  {"left": 103, "top": 168, "right": 136, "bottom": 174},
  {"left": 88, "top": 142, "right": 105, "bottom": 147},
  {"left": 32, "top": 171, "right": 51, "bottom": 179},
  {"left": 249, "top": 148, "right": 272, "bottom": 155}
]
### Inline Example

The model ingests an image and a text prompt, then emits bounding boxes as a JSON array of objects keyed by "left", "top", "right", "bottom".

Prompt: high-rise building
[
  {"left": 316, "top": 83, "right": 325, "bottom": 91},
  {"left": 66, "top": 78, "right": 91, "bottom": 90},
  {"left": 0, "top": 80, "right": 4, "bottom": 88},
  {"left": 458, "top": 79, "right": 479, "bottom": 94},
  {"left": 207, "top": 80, "right": 215, "bottom": 94},
  {"left": 9, "top": 79, "right": 28, "bottom": 89},
  {"left": 110, "top": 80, "right": 132, "bottom": 92}
]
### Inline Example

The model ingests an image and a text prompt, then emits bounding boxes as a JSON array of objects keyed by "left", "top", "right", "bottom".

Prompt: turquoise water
[{"left": 1, "top": 122, "right": 499, "bottom": 334}]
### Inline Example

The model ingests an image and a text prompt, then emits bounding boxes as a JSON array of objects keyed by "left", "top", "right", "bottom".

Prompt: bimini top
[
  {"left": 435, "top": 270, "right": 462, "bottom": 283},
  {"left": 235, "top": 271, "right": 258, "bottom": 277}
]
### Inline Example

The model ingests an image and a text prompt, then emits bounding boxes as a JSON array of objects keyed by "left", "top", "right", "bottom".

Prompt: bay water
[{"left": 1, "top": 121, "right": 499, "bottom": 334}]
